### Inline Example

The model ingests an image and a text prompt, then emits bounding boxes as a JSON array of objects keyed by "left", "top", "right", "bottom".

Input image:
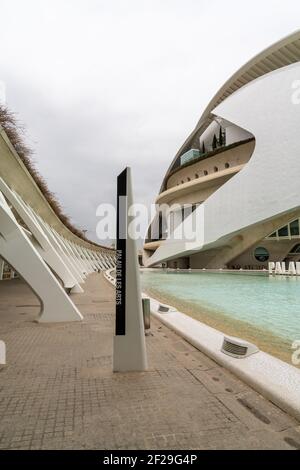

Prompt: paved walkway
[{"left": 0, "top": 273, "right": 299, "bottom": 450}]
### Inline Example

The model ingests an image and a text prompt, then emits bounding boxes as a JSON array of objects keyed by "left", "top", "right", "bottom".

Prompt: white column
[
  {"left": 37, "top": 218, "right": 85, "bottom": 287},
  {"left": 82, "top": 247, "right": 96, "bottom": 271},
  {"left": 67, "top": 241, "right": 89, "bottom": 276},
  {"left": 88, "top": 250, "right": 102, "bottom": 270},
  {"left": 113, "top": 167, "right": 147, "bottom": 372},
  {"left": 103, "top": 254, "right": 111, "bottom": 268},
  {"left": 63, "top": 238, "right": 88, "bottom": 275},
  {"left": 51, "top": 229, "right": 87, "bottom": 279},
  {"left": 108, "top": 254, "right": 116, "bottom": 268},
  {"left": 88, "top": 249, "right": 101, "bottom": 270},
  {"left": 76, "top": 244, "right": 93, "bottom": 273},
  {"left": 96, "top": 253, "right": 106, "bottom": 270}
]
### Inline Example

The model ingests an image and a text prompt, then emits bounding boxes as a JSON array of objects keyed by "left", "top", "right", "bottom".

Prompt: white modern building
[
  {"left": 0, "top": 107, "right": 115, "bottom": 322},
  {"left": 144, "top": 31, "right": 300, "bottom": 270}
]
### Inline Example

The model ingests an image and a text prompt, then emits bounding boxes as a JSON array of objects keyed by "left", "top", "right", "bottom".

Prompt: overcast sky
[{"left": 1, "top": 0, "right": 300, "bottom": 243}]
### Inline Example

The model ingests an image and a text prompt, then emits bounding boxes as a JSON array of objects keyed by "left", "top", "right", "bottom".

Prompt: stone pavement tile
[
  {"left": 188, "top": 367, "right": 248, "bottom": 395},
  {"left": 213, "top": 393, "right": 270, "bottom": 431}
]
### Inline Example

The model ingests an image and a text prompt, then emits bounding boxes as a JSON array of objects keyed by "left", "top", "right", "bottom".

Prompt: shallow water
[{"left": 141, "top": 271, "right": 300, "bottom": 363}]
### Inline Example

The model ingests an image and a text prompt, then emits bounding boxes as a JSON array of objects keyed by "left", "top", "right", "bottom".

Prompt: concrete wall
[
  {"left": 189, "top": 237, "right": 300, "bottom": 270},
  {"left": 229, "top": 239, "right": 300, "bottom": 269},
  {"left": 167, "top": 257, "right": 190, "bottom": 269},
  {"left": 167, "top": 185, "right": 219, "bottom": 206},
  {"left": 224, "top": 122, "right": 253, "bottom": 146},
  {"left": 189, "top": 249, "right": 222, "bottom": 269}
]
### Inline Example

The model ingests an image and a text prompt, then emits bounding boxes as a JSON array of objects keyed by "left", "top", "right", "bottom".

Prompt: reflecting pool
[{"left": 141, "top": 271, "right": 300, "bottom": 363}]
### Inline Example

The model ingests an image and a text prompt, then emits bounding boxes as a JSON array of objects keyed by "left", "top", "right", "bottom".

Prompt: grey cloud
[{"left": 1, "top": 0, "right": 300, "bottom": 243}]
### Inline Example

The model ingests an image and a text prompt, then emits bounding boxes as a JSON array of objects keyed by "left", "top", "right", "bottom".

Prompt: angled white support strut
[
  {"left": 0, "top": 191, "right": 83, "bottom": 323},
  {"left": 0, "top": 177, "right": 83, "bottom": 292}
]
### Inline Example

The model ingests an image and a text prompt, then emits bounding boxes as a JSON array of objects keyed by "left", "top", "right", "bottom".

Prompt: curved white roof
[{"left": 200, "top": 30, "right": 300, "bottom": 123}]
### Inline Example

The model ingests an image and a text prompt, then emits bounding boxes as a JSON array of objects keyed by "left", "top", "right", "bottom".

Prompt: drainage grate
[
  {"left": 158, "top": 305, "right": 170, "bottom": 313},
  {"left": 222, "top": 339, "right": 248, "bottom": 357}
]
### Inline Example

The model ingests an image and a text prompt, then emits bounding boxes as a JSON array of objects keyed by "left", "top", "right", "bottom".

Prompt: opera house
[{"left": 144, "top": 31, "right": 300, "bottom": 270}]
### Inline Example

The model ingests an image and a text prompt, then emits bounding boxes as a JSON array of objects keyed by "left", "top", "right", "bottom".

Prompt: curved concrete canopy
[
  {"left": 0, "top": 125, "right": 113, "bottom": 254},
  {"left": 0, "top": 113, "right": 115, "bottom": 322}
]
